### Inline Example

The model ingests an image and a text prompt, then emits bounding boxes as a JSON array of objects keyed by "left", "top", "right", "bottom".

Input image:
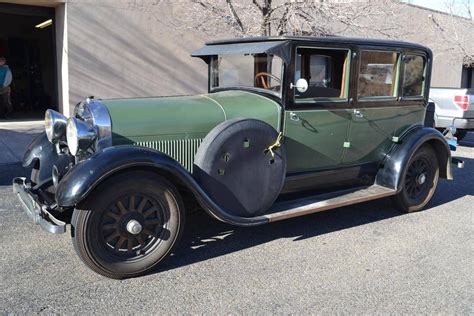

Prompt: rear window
[
  {"left": 358, "top": 51, "right": 399, "bottom": 98},
  {"left": 402, "top": 54, "right": 425, "bottom": 97}
]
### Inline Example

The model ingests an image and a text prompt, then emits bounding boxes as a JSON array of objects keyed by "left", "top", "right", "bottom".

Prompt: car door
[
  {"left": 344, "top": 49, "right": 402, "bottom": 165},
  {"left": 284, "top": 46, "right": 353, "bottom": 173},
  {"left": 344, "top": 49, "right": 427, "bottom": 166}
]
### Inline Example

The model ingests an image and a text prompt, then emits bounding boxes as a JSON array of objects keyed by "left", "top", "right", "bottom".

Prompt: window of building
[
  {"left": 294, "top": 48, "right": 350, "bottom": 102},
  {"left": 402, "top": 54, "right": 426, "bottom": 97},
  {"left": 358, "top": 50, "right": 399, "bottom": 98}
]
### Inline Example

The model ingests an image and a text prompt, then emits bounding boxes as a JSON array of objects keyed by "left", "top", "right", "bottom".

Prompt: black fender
[
  {"left": 23, "top": 132, "right": 72, "bottom": 185},
  {"left": 375, "top": 126, "right": 452, "bottom": 192},
  {"left": 23, "top": 132, "right": 56, "bottom": 168},
  {"left": 55, "top": 146, "right": 269, "bottom": 227}
]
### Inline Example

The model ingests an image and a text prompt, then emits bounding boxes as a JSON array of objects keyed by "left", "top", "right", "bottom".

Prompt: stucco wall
[{"left": 66, "top": 1, "right": 212, "bottom": 114}]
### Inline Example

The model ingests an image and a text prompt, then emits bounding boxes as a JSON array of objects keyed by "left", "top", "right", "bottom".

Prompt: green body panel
[
  {"left": 283, "top": 109, "right": 351, "bottom": 173},
  {"left": 283, "top": 104, "right": 424, "bottom": 173},
  {"left": 101, "top": 91, "right": 281, "bottom": 171},
  {"left": 343, "top": 104, "right": 424, "bottom": 165}
]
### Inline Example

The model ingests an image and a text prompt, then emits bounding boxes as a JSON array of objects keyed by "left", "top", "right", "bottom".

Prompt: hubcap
[
  {"left": 126, "top": 220, "right": 142, "bottom": 235},
  {"left": 417, "top": 173, "right": 427, "bottom": 185}
]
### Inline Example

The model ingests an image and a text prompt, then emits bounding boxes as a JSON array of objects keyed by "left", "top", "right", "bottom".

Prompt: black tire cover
[{"left": 193, "top": 118, "right": 286, "bottom": 217}]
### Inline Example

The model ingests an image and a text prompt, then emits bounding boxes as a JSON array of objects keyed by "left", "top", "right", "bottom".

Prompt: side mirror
[{"left": 291, "top": 78, "right": 308, "bottom": 93}]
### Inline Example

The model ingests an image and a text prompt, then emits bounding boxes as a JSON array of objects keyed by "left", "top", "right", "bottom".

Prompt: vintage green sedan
[{"left": 13, "top": 36, "right": 460, "bottom": 279}]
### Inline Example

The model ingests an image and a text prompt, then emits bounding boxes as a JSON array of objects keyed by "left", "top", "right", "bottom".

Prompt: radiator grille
[{"left": 135, "top": 139, "right": 203, "bottom": 172}]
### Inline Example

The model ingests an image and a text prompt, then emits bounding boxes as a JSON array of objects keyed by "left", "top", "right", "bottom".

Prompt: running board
[{"left": 262, "top": 185, "right": 397, "bottom": 222}]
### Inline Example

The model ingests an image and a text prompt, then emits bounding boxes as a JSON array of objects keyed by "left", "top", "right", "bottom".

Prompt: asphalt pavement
[{"left": 0, "top": 131, "right": 472, "bottom": 314}]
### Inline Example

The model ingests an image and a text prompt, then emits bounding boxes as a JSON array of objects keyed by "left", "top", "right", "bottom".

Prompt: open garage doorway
[{"left": 0, "top": 3, "right": 57, "bottom": 120}]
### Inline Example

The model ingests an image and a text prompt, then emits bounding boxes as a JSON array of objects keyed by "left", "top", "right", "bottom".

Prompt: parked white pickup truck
[{"left": 429, "top": 87, "right": 474, "bottom": 140}]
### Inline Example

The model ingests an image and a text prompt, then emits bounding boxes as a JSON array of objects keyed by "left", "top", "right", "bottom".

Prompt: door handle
[
  {"left": 290, "top": 112, "right": 300, "bottom": 121},
  {"left": 353, "top": 109, "right": 364, "bottom": 118}
]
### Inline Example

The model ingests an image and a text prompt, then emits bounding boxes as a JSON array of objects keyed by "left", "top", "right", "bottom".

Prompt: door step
[{"left": 263, "top": 185, "right": 397, "bottom": 222}]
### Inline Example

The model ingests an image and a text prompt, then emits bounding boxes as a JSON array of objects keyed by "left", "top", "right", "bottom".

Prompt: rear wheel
[
  {"left": 71, "top": 171, "right": 184, "bottom": 279},
  {"left": 393, "top": 145, "right": 439, "bottom": 213}
]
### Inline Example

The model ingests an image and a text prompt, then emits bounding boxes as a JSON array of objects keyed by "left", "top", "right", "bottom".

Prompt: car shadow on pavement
[
  {"left": 154, "top": 156, "right": 474, "bottom": 275},
  {"left": 427, "top": 157, "right": 473, "bottom": 208},
  {"left": 156, "top": 198, "right": 401, "bottom": 275},
  {"left": 459, "top": 132, "right": 474, "bottom": 147}
]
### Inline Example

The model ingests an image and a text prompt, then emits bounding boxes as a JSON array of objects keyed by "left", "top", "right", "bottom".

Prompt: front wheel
[
  {"left": 392, "top": 145, "right": 439, "bottom": 213},
  {"left": 71, "top": 171, "right": 185, "bottom": 279}
]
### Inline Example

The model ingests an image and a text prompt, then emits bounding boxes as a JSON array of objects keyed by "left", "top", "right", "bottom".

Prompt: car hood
[{"left": 101, "top": 90, "right": 281, "bottom": 144}]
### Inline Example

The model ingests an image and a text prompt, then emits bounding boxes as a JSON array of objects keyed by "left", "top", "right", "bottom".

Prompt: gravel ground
[{"left": 0, "top": 136, "right": 472, "bottom": 314}]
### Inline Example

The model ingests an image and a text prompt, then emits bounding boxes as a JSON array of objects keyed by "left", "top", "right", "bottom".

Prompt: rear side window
[
  {"left": 358, "top": 51, "right": 399, "bottom": 98},
  {"left": 402, "top": 54, "right": 425, "bottom": 97}
]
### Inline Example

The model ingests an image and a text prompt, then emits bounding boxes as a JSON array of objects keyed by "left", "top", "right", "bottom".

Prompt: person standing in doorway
[{"left": 0, "top": 56, "right": 13, "bottom": 119}]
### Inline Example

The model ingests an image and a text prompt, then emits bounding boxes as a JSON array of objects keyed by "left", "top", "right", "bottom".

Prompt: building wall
[
  {"left": 65, "top": 1, "right": 211, "bottom": 114},
  {"left": 2, "top": 0, "right": 473, "bottom": 115}
]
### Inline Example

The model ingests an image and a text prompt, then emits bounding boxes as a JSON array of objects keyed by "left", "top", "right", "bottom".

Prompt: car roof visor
[{"left": 191, "top": 41, "right": 291, "bottom": 64}]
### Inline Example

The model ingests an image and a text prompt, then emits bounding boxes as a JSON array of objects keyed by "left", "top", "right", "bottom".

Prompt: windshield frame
[{"left": 209, "top": 54, "right": 285, "bottom": 99}]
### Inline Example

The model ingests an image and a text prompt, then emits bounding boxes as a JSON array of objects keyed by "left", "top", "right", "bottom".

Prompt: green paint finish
[
  {"left": 102, "top": 90, "right": 281, "bottom": 145},
  {"left": 283, "top": 109, "right": 351, "bottom": 173},
  {"left": 343, "top": 104, "right": 424, "bottom": 165},
  {"left": 207, "top": 90, "right": 281, "bottom": 129},
  {"left": 103, "top": 94, "right": 225, "bottom": 144}
]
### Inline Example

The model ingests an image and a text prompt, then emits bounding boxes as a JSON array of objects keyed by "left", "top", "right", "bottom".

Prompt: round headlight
[
  {"left": 44, "top": 109, "right": 67, "bottom": 143},
  {"left": 66, "top": 117, "right": 96, "bottom": 156}
]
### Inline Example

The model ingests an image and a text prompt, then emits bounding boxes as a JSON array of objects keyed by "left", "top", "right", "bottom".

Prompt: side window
[
  {"left": 402, "top": 54, "right": 425, "bottom": 97},
  {"left": 294, "top": 48, "right": 350, "bottom": 102},
  {"left": 358, "top": 51, "right": 399, "bottom": 98}
]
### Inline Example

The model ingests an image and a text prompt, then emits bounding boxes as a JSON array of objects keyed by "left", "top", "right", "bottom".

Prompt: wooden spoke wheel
[
  {"left": 71, "top": 171, "right": 184, "bottom": 279},
  {"left": 100, "top": 193, "right": 167, "bottom": 259},
  {"left": 393, "top": 145, "right": 439, "bottom": 213}
]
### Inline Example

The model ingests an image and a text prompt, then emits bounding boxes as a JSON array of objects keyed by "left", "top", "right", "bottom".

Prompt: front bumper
[{"left": 12, "top": 177, "right": 66, "bottom": 234}]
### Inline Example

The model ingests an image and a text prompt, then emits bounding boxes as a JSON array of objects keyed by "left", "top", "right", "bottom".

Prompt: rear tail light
[{"left": 453, "top": 95, "right": 469, "bottom": 110}]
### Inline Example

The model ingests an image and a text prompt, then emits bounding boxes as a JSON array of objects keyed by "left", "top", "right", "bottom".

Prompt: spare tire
[{"left": 193, "top": 118, "right": 286, "bottom": 218}]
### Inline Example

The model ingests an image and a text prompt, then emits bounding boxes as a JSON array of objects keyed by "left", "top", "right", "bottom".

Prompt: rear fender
[
  {"left": 55, "top": 146, "right": 269, "bottom": 227},
  {"left": 375, "top": 126, "right": 452, "bottom": 192}
]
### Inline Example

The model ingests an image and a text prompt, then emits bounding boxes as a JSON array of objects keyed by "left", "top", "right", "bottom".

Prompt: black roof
[{"left": 206, "top": 36, "right": 431, "bottom": 53}]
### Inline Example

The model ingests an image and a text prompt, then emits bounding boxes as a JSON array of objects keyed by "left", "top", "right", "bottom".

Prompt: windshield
[{"left": 210, "top": 54, "right": 283, "bottom": 96}]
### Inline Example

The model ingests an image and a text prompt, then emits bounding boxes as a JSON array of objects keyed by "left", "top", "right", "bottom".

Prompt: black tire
[
  {"left": 71, "top": 171, "right": 185, "bottom": 279},
  {"left": 393, "top": 145, "right": 439, "bottom": 213},
  {"left": 455, "top": 130, "right": 468, "bottom": 141}
]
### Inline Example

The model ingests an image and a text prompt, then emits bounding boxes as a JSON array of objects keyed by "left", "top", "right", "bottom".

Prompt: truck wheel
[
  {"left": 71, "top": 171, "right": 184, "bottom": 279},
  {"left": 393, "top": 145, "right": 439, "bottom": 212},
  {"left": 455, "top": 130, "right": 468, "bottom": 141}
]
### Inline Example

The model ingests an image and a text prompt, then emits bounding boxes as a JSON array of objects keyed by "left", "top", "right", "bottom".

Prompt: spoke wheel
[
  {"left": 404, "top": 157, "right": 430, "bottom": 200},
  {"left": 393, "top": 145, "right": 439, "bottom": 213},
  {"left": 71, "top": 171, "right": 184, "bottom": 279},
  {"left": 100, "top": 193, "right": 167, "bottom": 260}
]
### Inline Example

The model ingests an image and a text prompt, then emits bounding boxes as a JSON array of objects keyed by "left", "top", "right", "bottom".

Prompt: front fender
[
  {"left": 23, "top": 132, "right": 55, "bottom": 167},
  {"left": 55, "top": 146, "right": 269, "bottom": 227},
  {"left": 375, "top": 126, "right": 452, "bottom": 191}
]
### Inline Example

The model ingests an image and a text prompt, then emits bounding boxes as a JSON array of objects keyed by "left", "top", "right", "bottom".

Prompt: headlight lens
[
  {"left": 44, "top": 109, "right": 67, "bottom": 143},
  {"left": 66, "top": 117, "right": 96, "bottom": 156}
]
